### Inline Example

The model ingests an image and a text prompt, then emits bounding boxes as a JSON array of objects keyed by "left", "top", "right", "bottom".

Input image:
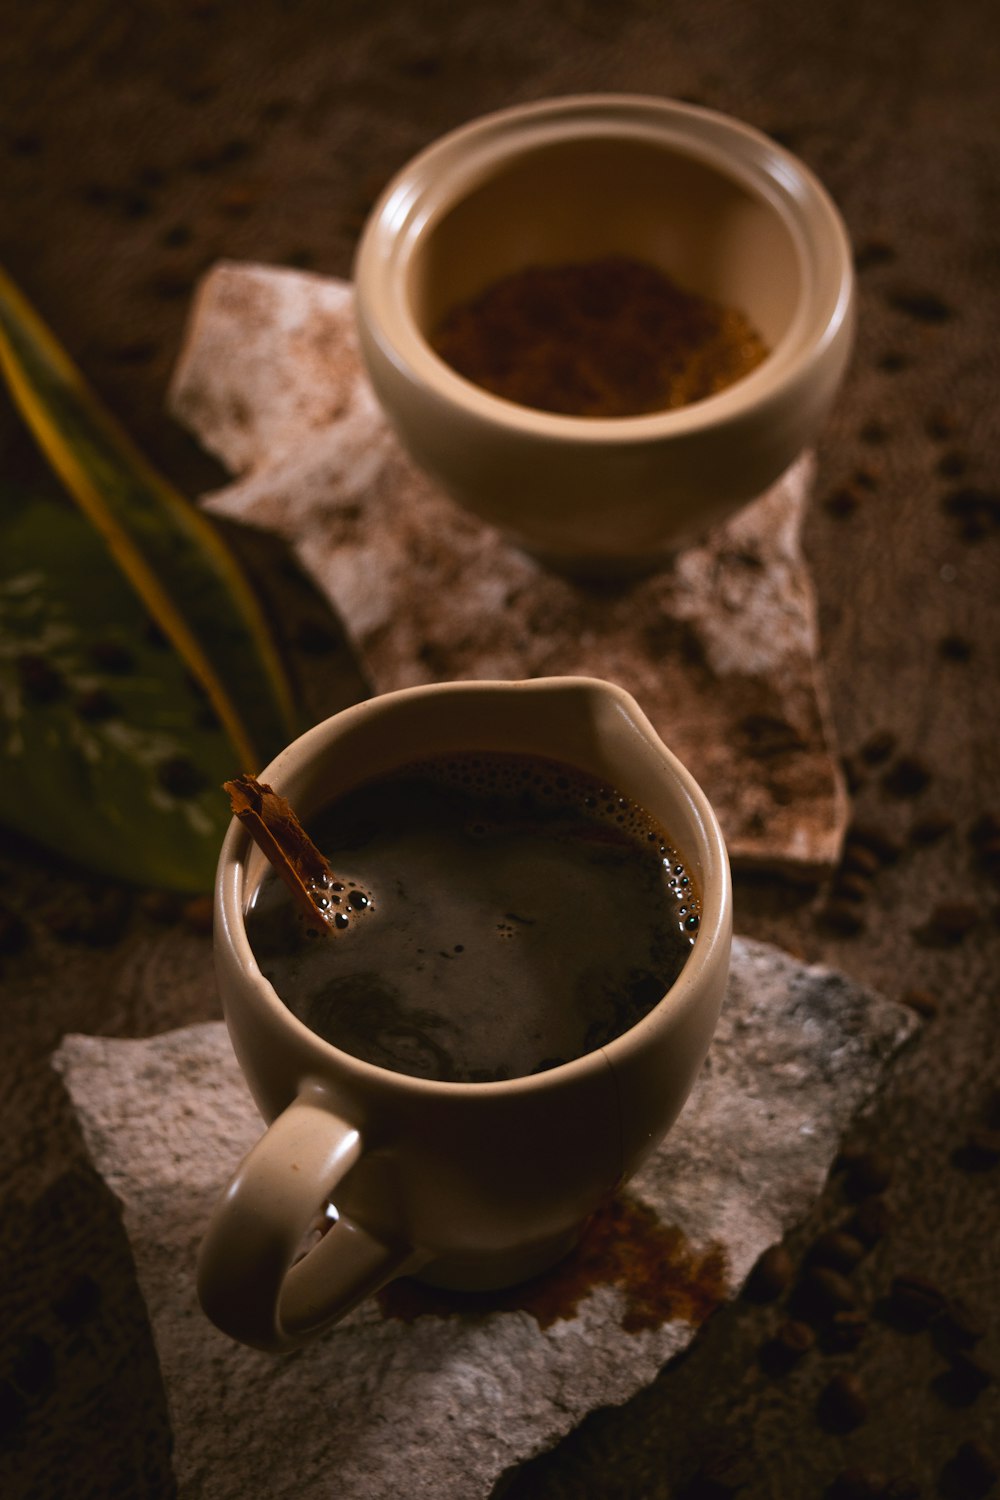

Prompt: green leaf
[
  {"left": 0, "top": 262, "right": 298, "bottom": 772},
  {"left": 0, "top": 488, "right": 239, "bottom": 892}
]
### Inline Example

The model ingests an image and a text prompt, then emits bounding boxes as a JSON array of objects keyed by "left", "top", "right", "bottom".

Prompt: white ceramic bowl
[{"left": 353, "top": 93, "right": 855, "bottom": 572}]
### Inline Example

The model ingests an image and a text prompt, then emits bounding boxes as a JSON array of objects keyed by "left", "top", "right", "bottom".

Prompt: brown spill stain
[{"left": 376, "top": 1193, "right": 729, "bottom": 1333}]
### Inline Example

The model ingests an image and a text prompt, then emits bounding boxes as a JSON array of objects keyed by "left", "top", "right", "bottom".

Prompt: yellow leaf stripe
[{"left": 0, "top": 264, "right": 297, "bottom": 771}]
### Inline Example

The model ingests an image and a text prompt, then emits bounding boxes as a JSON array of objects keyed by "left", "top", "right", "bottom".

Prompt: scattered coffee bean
[
  {"left": 825, "top": 1466, "right": 887, "bottom": 1500},
  {"left": 182, "top": 895, "right": 214, "bottom": 936},
  {"left": 8, "top": 131, "right": 42, "bottom": 157},
  {"left": 120, "top": 189, "right": 153, "bottom": 219},
  {"left": 682, "top": 1444, "right": 754, "bottom": 1498},
  {"left": 841, "top": 755, "right": 866, "bottom": 794},
  {"left": 937, "top": 449, "right": 967, "bottom": 478},
  {"left": 174, "top": 71, "right": 220, "bottom": 104},
  {"left": 846, "top": 822, "right": 903, "bottom": 864},
  {"left": 882, "top": 755, "right": 932, "bottom": 799},
  {"left": 847, "top": 1195, "right": 894, "bottom": 1246},
  {"left": 139, "top": 890, "right": 184, "bottom": 924},
  {"left": 837, "top": 1146, "right": 893, "bottom": 1198},
  {"left": 900, "top": 986, "right": 939, "bottom": 1019},
  {"left": 792, "top": 1266, "right": 858, "bottom": 1322},
  {"left": 938, "top": 633, "right": 973, "bottom": 662},
  {"left": 285, "top": 246, "right": 316, "bottom": 269},
  {"left": 17, "top": 652, "right": 65, "bottom": 704},
  {"left": 807, "top": 1230, "right": 867, "bottom": 1274},
  {"left": 831, "top": 873, "right": 872, "bottom": 906},
  {"left": 157, "top": 755, "right": 209, "bottom": 799},
  {"left": 187, "top": 148, "right": 223, "bottom": 173},
  {"left": 399, "top": 48, "right": 444, "bottom": 80},
  {"left": 860, "top": 420, "right": 889, "bottom": 445},
  {"left": 885, "top": 1272, "right": 948, "bottom": 1331},
  {"left": 759, "top": 1319, "right": 815, "bottom": 1376},
  {"left": 824, "top": 484, "right": 863, "bottom": 517},
  {"left": 841, "top": 844, "right": 882, "bottom": 879},
  {"left": 952, "top": 1126, "right": 1000, "bottom": 1171},
  {"left": 942, "top": 487, "right": 1000, "bottom": 539},
  {"left": 817, "top": 1372, "right": 868, "bottom": 1432},
  {"left": 161, "top": 222, "right": 193, "bottom": 248},
  {"left": 859, "top": 730, "right": 897, "bottom": 765},
  {"left": 218, "top": 136, "right": 253, "bottom": 164},
  {"left": 107, "top": 338, "right": 158, "bottom": 366},
  {"left": 888, "top": 288, "right": 954, "bottom": 323},
  {"left": 90, "top": 639, "right": 135, "bottom": 674},
  {"left": 135, "top": 164, "right": 167, "bottom": 190},
  {"left": 818, "top": 900, "right": 866, "bottom": 937},
  {"left": 149, "top": 266, "right": 196, "bottom": 299},
  {"left": 940, "top": 1438, "right": 998, "bottom": 1498},
  {"left": 744, "top": 1244, "right": 795, "bottom": 1302},
  {"left": 739, "top": 713, "right": 805, "bottom": 756},
  {"left": 934, "top": 1350, "right": 995, "bottom": 1406},
  {"left": 74, "top": 687, "right": 119, "bottom": 723},
  {"left": 934, "top": 1295, "right": 987, "bottom": 1353},
  {"left": 854, "top": 239, "right": 896, "bottom": 272},
  {"left": 823, "top": 1309, "right": 869, "bottom": 1353},
  {"left": 909, "top": 812, "right": 953, "bottom": 846},
  {"left": 969, "top": 812, "right": 1000, "bottom": 847},
  {"left": 52, "top": 1272, "right": 101, "bottom": 1327},
  {"left": 218, "top": 182, "right": 258, "bottom": 215},
  {"left": 81, "top": 179, "right": 114, "bottom": 206},
  {"left": 925, "top": 410, "right": 957, "bottom": 442},
  {"left": 259, "top": 95, "right": 294, "bottom": 122},
  {"left": 914, "top": 901, "right": 979, "bottom": 946}
]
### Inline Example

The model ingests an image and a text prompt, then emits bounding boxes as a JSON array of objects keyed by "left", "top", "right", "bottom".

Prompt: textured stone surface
[
  {"left": 169, "top": 263, "right": 848, "bottom": 876},
  {"left": 54, "top": 937, "right": 915, "bottom": 1500}
]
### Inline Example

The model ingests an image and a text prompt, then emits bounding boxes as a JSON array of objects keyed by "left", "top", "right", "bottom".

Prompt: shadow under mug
[{"left": 200, "top": 677, "right": 732, "bottom": 1351}]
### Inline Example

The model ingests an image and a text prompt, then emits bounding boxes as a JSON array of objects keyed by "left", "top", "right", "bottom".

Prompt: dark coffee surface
[{"left": 246, "top": 754, "right": 698, "bottom": 1080}]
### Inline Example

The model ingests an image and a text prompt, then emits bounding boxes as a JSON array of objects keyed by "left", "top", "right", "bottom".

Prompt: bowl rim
[{"left": 353, "top": 91, "right": 855, "bottom": 443}]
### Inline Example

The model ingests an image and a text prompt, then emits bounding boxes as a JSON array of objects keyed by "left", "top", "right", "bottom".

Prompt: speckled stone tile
[{"left": 54, "top": 936, "right": 915, "bottom": 1500}]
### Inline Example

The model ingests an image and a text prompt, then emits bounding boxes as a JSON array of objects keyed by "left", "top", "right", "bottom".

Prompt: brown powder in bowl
[{"left": 430, "top": 255, "right": 770, "bottom": 418}]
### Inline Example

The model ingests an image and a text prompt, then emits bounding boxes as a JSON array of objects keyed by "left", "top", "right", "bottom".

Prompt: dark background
[{"left": 1, "top": 2, "right": 998, "bottom": 1496}]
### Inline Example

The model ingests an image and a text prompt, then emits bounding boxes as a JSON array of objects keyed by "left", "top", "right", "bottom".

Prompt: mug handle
[{"left": 197, "top": 1084, "right": 418, "bottom": 1351}]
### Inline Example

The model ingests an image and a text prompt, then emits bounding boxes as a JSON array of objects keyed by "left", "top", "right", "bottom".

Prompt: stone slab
[
  {"left": 54, "top": 936, "right": 916, "bottom": 1500},
  {"left": 169, "top": 262, "right": 849, "bottom": 876}
]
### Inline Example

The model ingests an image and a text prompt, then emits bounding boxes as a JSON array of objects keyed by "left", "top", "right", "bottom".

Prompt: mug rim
[
  {"left": 353, "top": 90, "right": 855, "bottom": 444},
  {"left": 216, "top": 676, "right": 732, "bottom": 1098}
]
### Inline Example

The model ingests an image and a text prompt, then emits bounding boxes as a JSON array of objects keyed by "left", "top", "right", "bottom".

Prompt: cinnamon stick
[{"left": 224, "top": 774, "right": 373, "bottom": 933}]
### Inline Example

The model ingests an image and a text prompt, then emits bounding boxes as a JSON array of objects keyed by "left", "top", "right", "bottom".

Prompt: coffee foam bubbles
[{"left": 405, "top": 752, "right": 701, "bottom": 935}]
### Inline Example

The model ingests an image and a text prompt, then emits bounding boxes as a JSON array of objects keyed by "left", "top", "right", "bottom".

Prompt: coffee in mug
[{"left": 245, "top": 750, "right": 701, "bottom": 1084}]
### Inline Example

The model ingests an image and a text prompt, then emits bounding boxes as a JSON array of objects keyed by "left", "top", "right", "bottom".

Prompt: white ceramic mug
[
  {"left": 354, "top": 94, "right": 855, "bottom": 571},
  {"left": 200, "top": 677, "right": 732, "bottom": 1351}
]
